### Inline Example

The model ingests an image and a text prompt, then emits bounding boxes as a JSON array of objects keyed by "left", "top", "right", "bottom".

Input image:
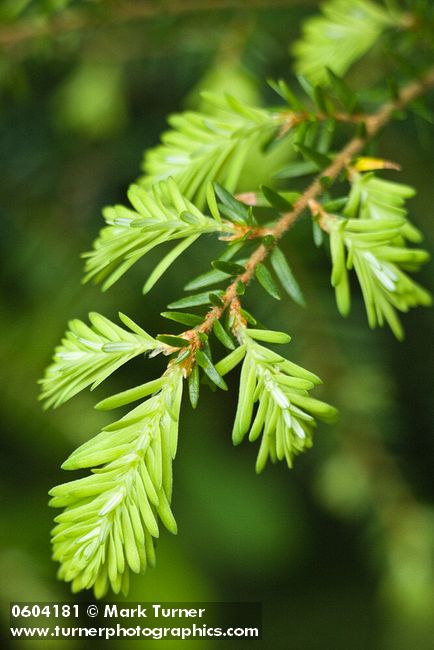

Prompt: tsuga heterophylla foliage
[{"left": 40, "top": 0, "right": 433, "bottom": 597}]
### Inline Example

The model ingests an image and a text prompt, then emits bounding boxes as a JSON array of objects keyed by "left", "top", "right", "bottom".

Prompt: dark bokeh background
[{"left": 1, "top": 1, "right": 433, "bottom": 649}]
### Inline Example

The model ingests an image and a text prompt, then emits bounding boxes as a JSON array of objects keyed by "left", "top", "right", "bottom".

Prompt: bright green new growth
[
  {"left": 50, "top": 369, "right": 182, "bottom": 598},
  {"left": 83, "top": 178, "right": 230, "bottom": 291},
  {"left": 327, "top": 214, "right": 431, "bottom": 339},
  {"left": 230, "top": 329, "right": 338, "bottom": 473},
  {"left": 320, "top": 171, "right": 432, "bottom": 339},
  {"left": 140, "top": 93, "right": 278, "bottom": 207},
  {"left": 292, "top": 0, "right": 399, "bottom": 84},
  {"left": 39, "top": 312, "right": 157, "bottom": 409},
  {"left": 41, "top": 0, "right": 433, "bottom": 597},
  {"left": 344, "top": 172, "right": 422, "bottom": 243}
]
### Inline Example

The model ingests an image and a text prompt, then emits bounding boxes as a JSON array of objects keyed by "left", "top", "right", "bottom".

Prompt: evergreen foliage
[{"left": 40, "top": 0, "right": 434, "bottom": 596}]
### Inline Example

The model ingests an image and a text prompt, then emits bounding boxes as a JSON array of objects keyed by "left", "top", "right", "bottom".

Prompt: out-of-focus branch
[{"left": 0, "top": 0, "right": 307, "bottom": 51}]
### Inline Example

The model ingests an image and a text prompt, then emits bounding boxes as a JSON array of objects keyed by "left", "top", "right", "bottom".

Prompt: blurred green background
[{"left": 1, "top": 1, "right": 433, "bottom": 648}]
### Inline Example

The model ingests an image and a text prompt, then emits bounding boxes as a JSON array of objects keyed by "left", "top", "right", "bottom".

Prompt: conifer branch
[
  {"left": 39, "top": 2, "right": 434, "bottom": 598},
  {"left": 187, "top": 67, "right": 434, "bottom": 340}
]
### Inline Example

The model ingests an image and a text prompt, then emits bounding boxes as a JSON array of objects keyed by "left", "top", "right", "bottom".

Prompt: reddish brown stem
[{"left": 277, "top": 109, "right": 369, "bottom": 137}]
